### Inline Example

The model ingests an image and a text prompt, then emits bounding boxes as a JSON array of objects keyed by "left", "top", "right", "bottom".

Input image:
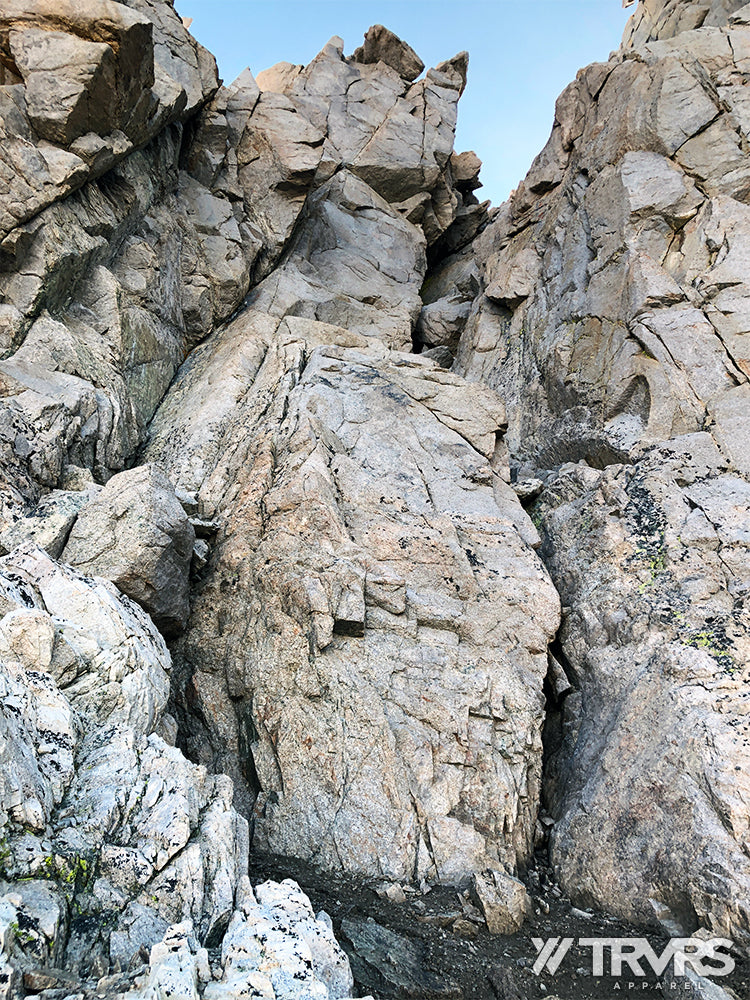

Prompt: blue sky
[{"left": 177, "top": 0, "right": 632, "bottom": 206}]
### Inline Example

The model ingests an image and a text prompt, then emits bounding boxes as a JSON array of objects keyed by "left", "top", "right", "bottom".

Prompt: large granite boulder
[{"left": 145, "top": 309, "right": 560, "bottom": 881}]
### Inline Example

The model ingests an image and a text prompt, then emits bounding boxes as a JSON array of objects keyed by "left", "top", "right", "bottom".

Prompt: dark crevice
[{"left": 540, "top": 638, "right": 579, "bottom": 826}]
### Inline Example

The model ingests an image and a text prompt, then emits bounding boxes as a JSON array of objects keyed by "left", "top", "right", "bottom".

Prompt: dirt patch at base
[{"left": 248, "top": 852, "right": 749, "bottom": 1000}]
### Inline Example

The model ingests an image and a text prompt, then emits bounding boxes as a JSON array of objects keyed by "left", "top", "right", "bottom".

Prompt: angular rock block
[{"left": 63, "top": 464, "right": 195, "bottom": 636}]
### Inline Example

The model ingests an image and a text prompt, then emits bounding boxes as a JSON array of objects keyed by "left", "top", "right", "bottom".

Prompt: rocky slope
[{"left": 0, "top": 0, "right": 749, "bottom": 996}]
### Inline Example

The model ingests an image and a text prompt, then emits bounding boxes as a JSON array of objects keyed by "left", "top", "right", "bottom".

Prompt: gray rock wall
[
  {"left": 1, "top": 0, "right": 750, "bottom": 991},
  {"left": 439, "top": 0, "right": 750, "bottom": 947},
  {"left": 145, "top": 312, "right": 559, "bottom": 880}
]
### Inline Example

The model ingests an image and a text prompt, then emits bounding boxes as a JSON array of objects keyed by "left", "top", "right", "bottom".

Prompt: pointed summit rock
[{"left": 353, "top": 23, "right": 425, "bottom": 81}]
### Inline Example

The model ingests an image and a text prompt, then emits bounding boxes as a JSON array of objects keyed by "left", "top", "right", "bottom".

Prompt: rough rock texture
[
  {"left": 0, "top": 124, "right": 254, "bottom": 527},
  {"left": 0, "top": 0, "right": 216, "bottom": 239},
  {"left": 63, "top": 463, "right": 195, "bottom": 635},
  {"left": 538, "top": 435, "right": 750, "bottom": 941},
  {"left": 431, "top": 0, "right": 750, "bottom": 948},
  {"left": 0, "top": 1, "right": 246, "bottom": 536},
  {"left": 3, "top": 0, "right": 750, "bottom": 992},
  {"left": 145, "top": 311, "right": 560, "bottom": 881},
  {"left": 0, "top": 545, "right": 361, "bottom": 997},
  {"left": 0, "top": 483, "right": 96, "bottom": 558},
  {"left": 352, "top": 25, "right": 425, "bottom": 83},
  {"left": 471, "top": 869, "right": 532, "bottom": 936},
  {"left": 0, "top": 5, "right": 485, "bottom": 542},
  {"left": 341, "top": 917, "right": 460, "bottom": 998},
  {"left": 622, "top": 0, "right": 749, "bottom": 48},
  {"left": 134, "top": 19, "right": 555, "bottom": 891},
  {"left": 247, "top": 169, "right": 427, "bottom": 348},
  {"left": 186, "top": 31, "right": 482, "bottom": 283},
  {"left": 0, "top": 544, "right": 232, "bottom": 970},
  {"left": 0, "top": 6, "right": 505, "bottom": 992},
  {"left": 128, "top": 880, "right": 359, "bottom": 1000}
]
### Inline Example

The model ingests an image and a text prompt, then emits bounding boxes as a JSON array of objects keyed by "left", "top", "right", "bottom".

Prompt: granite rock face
[
  {"left": 139, "top": 23, "right": 558, "bottom": 891},
  {"left": 621, "top": 0, "right": 749, "bottom": 47},
  {"left": 538, "top": 434, "right": 750, "bottom": 942},
  {"left": 0, "top": 3, "right": 483, "bottom": 541},
  {"left": 0, "top": 0, "right": 246, "bottom": 534},
  {"left": 0, "top": 0, "right": 216, "bottom": 239},
  {"left": 188, "top": 27, "right": 482, "bottom": 291},
  {"left": 0, "top": 545, "right": 361, "bottom": 996},
  {"left": 0, "top": 124, "right": 254, "bottom": 526},
  {"left": 2, "top": 0, "right": 750, "bottom": 991},
  {"left": 0, "top": 5, "right": 501, "bottom": 992},
  {"left": 145, "top": 310, "right": 560, "bottom": 881}
]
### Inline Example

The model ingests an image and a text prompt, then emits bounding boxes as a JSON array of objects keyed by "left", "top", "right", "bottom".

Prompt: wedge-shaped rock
[
  {"left": 352, "top": 24, "right": 425, "bottom": 82},
  {"left": 472, "top": 868, "right": 532, "bottom": 935},
  {"left": 63, "top": 464, "right": 195, "bottom": 636},
  {"left": 248, "top": 170, "right": 426, "bottom": 349},
  {"left": 9, "top": 28, "right": 117, "bottom": 145}
]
